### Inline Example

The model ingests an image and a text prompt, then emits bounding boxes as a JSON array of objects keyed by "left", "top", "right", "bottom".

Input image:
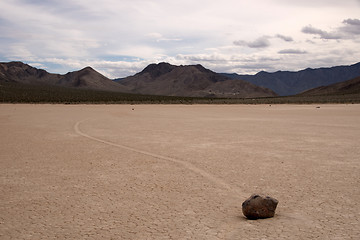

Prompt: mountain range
[
  {"left": 223, "top": 62, "right": 360, "bottom": 96},
  {"left": 0, "top": 61, "right": 277, "bottom": 98},
  {"left": 1, "top": 61, "right": 360, "bottom": 100}
]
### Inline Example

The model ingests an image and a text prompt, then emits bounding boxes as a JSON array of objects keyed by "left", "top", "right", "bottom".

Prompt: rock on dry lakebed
[{"left": 242, "top": 194, "right": 279, "bottom": 220}]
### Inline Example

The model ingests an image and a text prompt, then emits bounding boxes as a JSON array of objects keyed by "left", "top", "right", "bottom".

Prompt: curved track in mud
[{"left": 74, "top": 119, "right": 239, "bottom": 195}]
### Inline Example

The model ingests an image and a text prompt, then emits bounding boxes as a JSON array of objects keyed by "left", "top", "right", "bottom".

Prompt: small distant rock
[{"left": 242, "top": 194, "right": 278, "bottom": 220}]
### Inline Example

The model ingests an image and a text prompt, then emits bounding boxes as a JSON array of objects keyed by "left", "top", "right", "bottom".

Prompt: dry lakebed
[{"left": 1, "top": 104, "right": 359, "bottom": 239}]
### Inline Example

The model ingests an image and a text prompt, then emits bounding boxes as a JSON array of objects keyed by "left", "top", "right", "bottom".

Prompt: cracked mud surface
[{"left": 1, "top": 104, "right": 359, "bottom": 239}]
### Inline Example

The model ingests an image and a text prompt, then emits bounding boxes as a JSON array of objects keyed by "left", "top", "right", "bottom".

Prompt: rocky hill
[
  {"left": 116, "top": 62, "right": 277, "bottom": 98},
  {"left": 0, "top": 62, "right": 129, "bottom": 93},
  {"left": 299, "top": 76, "right": 360, "bottom": 96}
]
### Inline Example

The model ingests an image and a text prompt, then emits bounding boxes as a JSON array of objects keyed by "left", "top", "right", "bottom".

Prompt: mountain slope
[
  {"left": 58, "top": 67, "right": 129, "bottom": 92},
  {"left": 117, "top": 62, "right": 277, "bottom": 98},
  {"left": 0, "top": 62, "right": 129, "bottom": 93},
  {"left": 299, "top": 76, "right": 360, "bottom": 96},
  {"left": 223, "top": 62, "right": 360, "bottom": 96}
]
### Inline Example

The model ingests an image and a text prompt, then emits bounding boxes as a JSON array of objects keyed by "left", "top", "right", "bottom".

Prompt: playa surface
[{"left": 1, "top": 104, "right": 359, "bottom": 239}]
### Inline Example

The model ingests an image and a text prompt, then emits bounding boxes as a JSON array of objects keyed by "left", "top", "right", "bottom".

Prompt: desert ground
[{"left": 0, "top": 104, "right": 359, "bottom": 239}]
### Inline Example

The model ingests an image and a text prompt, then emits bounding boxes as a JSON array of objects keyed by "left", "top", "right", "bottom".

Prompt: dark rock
[{"left": 242, "top": 194, "right": 278, "bottom": 219}]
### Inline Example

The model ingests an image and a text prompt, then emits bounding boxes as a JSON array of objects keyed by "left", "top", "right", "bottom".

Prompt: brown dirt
[{"left": 1, "top": 104, "right": 359, "bottom": 239}]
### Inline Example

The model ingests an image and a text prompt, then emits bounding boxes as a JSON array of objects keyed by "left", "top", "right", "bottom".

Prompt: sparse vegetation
[
  {"left": 0, "top": 82, "right": 203, "bottom": 104},
  {"left": 1, "top": 81, "right": 359, "bottom": 104}
]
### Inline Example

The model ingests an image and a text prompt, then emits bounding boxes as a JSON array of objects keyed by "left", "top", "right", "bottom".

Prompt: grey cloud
[
  {"left": 341, "top": 18, "right": 360, "bottom": 35},
  {"left": 306, "top": 39, "right": 316, "bottom": 44},
  {"left": 234, "top": 36, "right": 270, "bottom": 48},
  {"left": 247, "top": 37, "right": 271, "bottom": 48},
  {"left": 233, "top": 40, "right": 247, "bottom": 46},
  {"left": 343, "top": 18, "right": 360, "bottom": 25},
  {"left": 234, "top": 34, "right": 293, "bottom": 49},
  {"left": 301, "top": 26, "right": 323, "bottom": 35},
  {"left": 278, "top": 49, "right": 307, "bottom": 54},
  {"left": 301, "top": 25, "right": 342, "bottom": 39},
  {"left": 302, "top": 18, "right": 360, "bottom": 40},
  {"left": 275, "top": 34, "right": 293, "bottom": 42}
]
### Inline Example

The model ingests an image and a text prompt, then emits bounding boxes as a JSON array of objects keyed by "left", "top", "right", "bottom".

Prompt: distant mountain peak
[
  {"left": 66, "top": 66, "right": 100, "bottom": 76},
  {"left": 5, "top": 61, "right": 27, "bottom": 66},
  {"left": 192, "top": 64, "right": 212, "bottom": 73},
  {"left": 82, "top": 66, "right": 95, "bottom": 71},
  {"left": 137, "top": 62, "right": 176, "bottom": 78},
  {"left": 256, "top": 70, "right": 269, "bottom": 75}
]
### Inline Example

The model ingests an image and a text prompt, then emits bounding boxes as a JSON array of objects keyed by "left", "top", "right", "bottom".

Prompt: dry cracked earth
[{"left": 1, "top": 104, "right": 359, "bottom": 239}]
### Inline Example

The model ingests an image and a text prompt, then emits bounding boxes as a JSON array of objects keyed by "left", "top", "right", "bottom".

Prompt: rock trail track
[{"left": 74, "top": 119, "right": 238, "bottom": 195}]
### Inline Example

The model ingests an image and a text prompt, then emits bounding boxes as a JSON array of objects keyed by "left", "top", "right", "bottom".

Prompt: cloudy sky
[{"left": 1, "top": 0, "right": 359, "bottom": 78}]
